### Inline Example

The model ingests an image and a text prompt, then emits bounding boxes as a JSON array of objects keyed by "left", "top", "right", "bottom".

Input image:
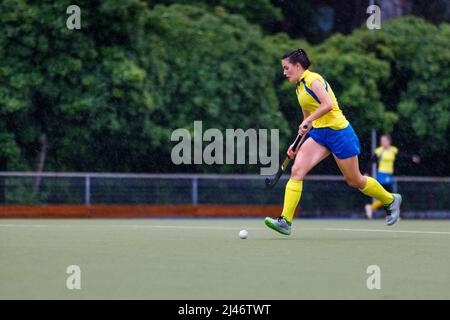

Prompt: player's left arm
[{"left": 300, "top": 80, "right": 333, "bottom": 130}]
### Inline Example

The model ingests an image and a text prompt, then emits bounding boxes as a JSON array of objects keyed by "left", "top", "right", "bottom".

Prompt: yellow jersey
[
  {"left": 375, "top": 146, "right": 398, "bottom": 174},
  {"left": 296, "top": 70, "right": 349, "bottom": 130}
]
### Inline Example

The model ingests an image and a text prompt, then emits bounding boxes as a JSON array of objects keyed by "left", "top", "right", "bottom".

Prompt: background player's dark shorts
[{"left": 306, "top": 124, "right": 361, "bottom": 159}]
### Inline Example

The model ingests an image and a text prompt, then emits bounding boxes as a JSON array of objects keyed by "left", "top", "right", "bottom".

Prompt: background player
[{"left": 365, "top": 133, "right": 421, "bottom": 219}]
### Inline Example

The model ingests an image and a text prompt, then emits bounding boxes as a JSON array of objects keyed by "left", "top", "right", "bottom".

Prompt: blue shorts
[
  {"left": 307, "top": 124, "right": 361, "bottom": 159},
  {"left": 376, "top": 172, "right": 394, "bottom": 186}
]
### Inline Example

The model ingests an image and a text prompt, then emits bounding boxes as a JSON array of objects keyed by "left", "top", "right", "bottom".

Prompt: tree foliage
[
  {"left": 0, "top": 1, "right": 288, "bottom": 173},
  {"left": 319, "top": 17, "right": 450, "bottom": 174},
  {"left": 147, "top": 0, "right": 282, "bottom": 30},
  {"left": 0, "top": 2, "right": 448, "bottom": 175}
]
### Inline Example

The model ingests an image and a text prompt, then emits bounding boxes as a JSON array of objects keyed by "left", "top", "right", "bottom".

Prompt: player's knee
[
  {"left": 290, "top": 163, "right": 307, "bottom": 180},
  {"left": 345, "top": 179, "right": 359, "bottom": 188},
  {"left": 346, "top": 177, "right": 365, "bottom": 189}
]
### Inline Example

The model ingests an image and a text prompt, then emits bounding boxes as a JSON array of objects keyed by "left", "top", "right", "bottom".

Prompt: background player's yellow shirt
[
  {"left": 295, "top": 70, "right": 349, "bottom": 130},
  {"left": 375, "top": 146, "right": 398, "bottom": 174}
]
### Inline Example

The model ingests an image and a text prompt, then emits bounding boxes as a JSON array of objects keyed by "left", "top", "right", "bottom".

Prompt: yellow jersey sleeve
[
  {"left": 295, "top": 70, "right": 349, "bottom": 130},
  {"left": 305, "top": 72, "right": 326, "bottom": 90},
  {"left": 391, "top": 146, "right": 398, "bottom": 155},
  {"left": 375, "top": 147, "right": 383, "bottom": 157}
]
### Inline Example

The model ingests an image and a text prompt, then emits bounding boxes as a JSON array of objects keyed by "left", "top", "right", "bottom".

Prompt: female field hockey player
[
  {"left": 264, "top": 49, "right": 402, "bottom": 235},
  {"left": 364, "top": 134, "right": 420, "bottom": 219}
]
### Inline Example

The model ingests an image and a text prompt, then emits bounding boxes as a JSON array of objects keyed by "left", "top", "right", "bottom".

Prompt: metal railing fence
[{"left": 0, "top": 172, "right": 449, "bottom": 218}]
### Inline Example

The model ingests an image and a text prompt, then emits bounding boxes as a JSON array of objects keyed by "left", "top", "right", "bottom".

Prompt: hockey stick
[{"left": 264, "top": 128, "right": 308, "bottom": 189}]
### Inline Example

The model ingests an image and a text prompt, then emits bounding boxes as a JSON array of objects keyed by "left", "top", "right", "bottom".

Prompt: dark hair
[{"left": 282, "top": 49, "right": 311, "bottom": 69}]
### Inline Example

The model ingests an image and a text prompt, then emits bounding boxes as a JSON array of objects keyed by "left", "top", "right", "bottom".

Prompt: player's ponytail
[{"left": 282, "top": 49, "right": 311, "bottom": 69}]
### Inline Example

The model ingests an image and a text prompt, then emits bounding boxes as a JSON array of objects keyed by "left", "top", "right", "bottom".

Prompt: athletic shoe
[
  {"left": 264, "top": 216, "right": 291, "bottom": 235},
  {"left": 385, "top": 193, "right": 402, "bottom": 226},
  {"left": 365, "top": 204, "right": 373, "bottom": 219}
]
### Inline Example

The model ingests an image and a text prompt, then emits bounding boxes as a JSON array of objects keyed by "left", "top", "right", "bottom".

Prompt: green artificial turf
[{"left": 1, "top": 218, "right": 449, "bottom": 299}]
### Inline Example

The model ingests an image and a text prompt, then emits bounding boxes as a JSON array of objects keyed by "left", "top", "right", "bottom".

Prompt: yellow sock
[
  {"left": 371, "top": 200, "right": 384, "bottom": 211},
  {"left": 360, "top": 177, "right": 394, "bottom": 205},
  {"left": 281, "top": 179, "right": 303, "bottom": 223}
]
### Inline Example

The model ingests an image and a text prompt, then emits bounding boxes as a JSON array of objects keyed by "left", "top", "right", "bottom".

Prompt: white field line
[
  {"left": 0, "top": 223, "right": 264, "bottom": 231},
  {"left": 318, "top": 227, "right": 450, "bottom": 235},
  {"left": 115, "top": 224, "right": 266, "bottom": 231},
  {"left": 0, "top": 223, "right": 449, "bottom": 235},
  {"left": 0, "top": 224, "right": 74, "bottom": 228}
]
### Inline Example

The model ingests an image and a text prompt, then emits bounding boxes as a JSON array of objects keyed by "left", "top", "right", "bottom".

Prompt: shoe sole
[
  {"left": 386, "top": 194, "right": 402, "bottom": 226},
  {"left": 264, "top": 219, "right": 291, "bottom": 235}
]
